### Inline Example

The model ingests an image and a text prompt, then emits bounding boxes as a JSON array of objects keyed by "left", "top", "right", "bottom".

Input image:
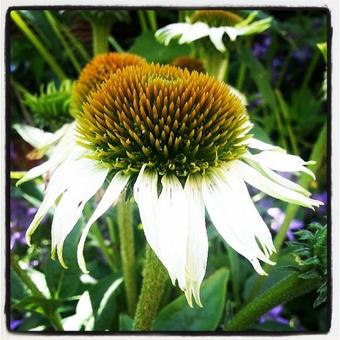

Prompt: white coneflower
[
  {"left": 18, "top": 64, "right": 322, "bottom": 307},
  {"left": 155, "top": 10, "right": 272, "bottom": 53}
]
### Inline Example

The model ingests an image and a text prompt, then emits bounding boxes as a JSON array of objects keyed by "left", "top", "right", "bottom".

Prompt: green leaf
[
  {"left": 237, "top": 44, "right": 278, "bottom": 114},
  {"left": 94, "top": 277, "right": 123, "bottom": 330},
  {"left": 10, "top": 269, "right": 30, "bottom": 302},
  {"left": 12, "top": 296, "right": 61, "bottom": 316},
  {"left": 129, "top": 31, "right": 191, "bottom": 64},
  {"left": 153, "top": 268, "right": 229, "bottom": 331},
  {"left": 119, "top": 313, "right": 133, "bottom": 331},
  {"left": 251, "top": 124, "right": 272, "bottom": 143}
]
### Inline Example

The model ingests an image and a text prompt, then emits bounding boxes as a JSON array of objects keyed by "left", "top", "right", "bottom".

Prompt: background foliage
[{"left": 8, "top": 9, "right": 328, "bottom": 332}]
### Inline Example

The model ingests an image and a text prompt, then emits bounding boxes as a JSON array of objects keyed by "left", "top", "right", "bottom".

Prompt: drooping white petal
[
  {"left": 233, "top": 160, "right": 322, "bottom": 208},
  {"left": 234, "top": 17, "right": 272, "bottom": 37},
  {"left": 208, "top": 27, "right": 227, "bottom": 52},
  {"left": 223, "top": 26, "right": 239, "bottom": 41},
  {"left": 247, "top": 138, "right": 285, "bottom": 152},
  {"left": 249, "top": 150, "right": 316, "bottom": 179},
  {"left": 184, "top": 174, "right": 208, "bottom": 307},
  {"left": 51, "top": 164, "right": 109, "bottom": 268},
  {"left": 243, "top": 153, "right": 311, "bottom": 196},
  {"left": 13, "top": 124, "right": 56, "bottom": 149},
  {"left": 178, "top": 22, "right": 210, "bottom": 44},
  {"left": 25, "top": 158, "right": 101, "bottom": 245},
  {"left": 156, "top": 175, "right": 188, "bottom": 290},
  {"left": 155, "top": 23, "right": 194, "bottom": 45},
  {"left": 133, "top": 165, "right": 160, "bottom": 259},
  {"left": 17, "top": 122, "right": 85, "bottom": 185},
  {"left": 219, "top": 165, "right": 276, "bottom": 257},
  {"left": 77, "top": 171, "right": 130, "bottom": 273},
  {"left": 202, "top": 170, "right": 272, "bottom": 275}
]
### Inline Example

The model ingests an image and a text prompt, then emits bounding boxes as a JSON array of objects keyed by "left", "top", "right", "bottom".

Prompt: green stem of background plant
[
  {"left": 60, "top": 23, "right": 90, "bottom": 62},
  {"left": 117, "top": 199, "right": 137, "bottom": 317},
  {"left": 91, "top": 223, "right": 117, "bottom": 272},
  {"left": 108, "top": 36, "right": 124, "bottom": 52},
  {"left": 91, "top": 19, "right": 112, "bottom": 56},
  {"left": 10, "top": 11, "right": 67, "bottom": 81},
  {"left": 11, "top": 255, "right": 64, "bottom": 331},
  {"left": 204, "top": 50, "right": 229, "bottom": 82},
  {"left": 225, "top": 273, "right": 321, "bottom": 331},
  {"left": 44, "top": 11, "right": 81, "bottom": 73},
  {"left": 146, "top": 10, "right": 158, "bottom": 31},
  {"left": 137, "top": 11, "right": 148, "bottom": 33},
  {"left": 133, "top": 245, "right": 168, "bottom": 331},
  {"left": 248, "top": 122, "right": 327, "bottom": 301}
]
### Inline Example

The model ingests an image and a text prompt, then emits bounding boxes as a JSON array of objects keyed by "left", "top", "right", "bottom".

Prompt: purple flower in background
[
  {"left": 267, "top": 207, "right": 304, "bottom": 240},
  {"left": 10, "top": 197, "right": 37, "bottom": 249},
  {"left": 10, "top": 318, "right": 22, "bottom": 330},
  {"left": 248, "top": 93, "right": 264, "bottom": 111},
  {"left": 271, "top": 56, "right": 284, "bottom": 84},
  {"left": 259, "top": 305, "right": 289, "bottom": 325},
  {"left": 252, "top": 35, "right": 271, "bottom": 59},
  {"left": 292, "top": 46, "right": 312, "bottom": 63}
]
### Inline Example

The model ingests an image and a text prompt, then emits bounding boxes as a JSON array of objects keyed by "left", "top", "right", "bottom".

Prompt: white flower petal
[
  {"left": 77, "top": 171, "right": 130, "bottom": 273},
  {"left": 184, "top": 175, "right": 208, "bottom": 307},
  {"left": 235, "top": 17, "right": 272, "bottom": 36},
  {"left": 233, "top": 160, "right": 322, "bottom": 208},
  {"left": 17, "top": 123, "right": 85, "bottom": 185},
  {"left": 202, "top": 171, "right": 271, "bottom": 275},
  {"left": 250, "top": 150, "right": 316, "bottom": 179},
  {"left": 155, "top": 23, "right": 193, "bottom": 45},
  {"left": 220, "top": 165, "right": 276, "bottom": 256},
  {"left": 25, "top": 158, "right": 100, "bottom": 245},
  {"left": 157, "top": 175, "right": 188, "bottom": 290},
  {"left": 208, "top": 27, "right": 227, "bottom": 52},
  {"left": 247, "top": 138, "right": 285, "bottom": 152},
  {"left": 178, "top": 22, "right": 210, "bottom": 44},
  {"left": 51, "top": 164, "right": 109, "bottom": 268},
  {"left": 133, "top": 165, "right": 160, "bottom": 259},
  {"left": 13, "top": 124, "right": 55, "bottom": 149},
  {"left": 223, "top": 26, "right": 239, "bottom": 41},
  {"left": 243, "top": 153, "right": 311, "bottom": 196}
]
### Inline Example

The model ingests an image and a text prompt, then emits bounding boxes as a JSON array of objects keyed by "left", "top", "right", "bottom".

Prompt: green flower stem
[
  {"left": 91, "top": 223, "right": 117, "bottom": 272},
  {"left": 59, "top": 23, "right": 90, "bottom": 62},
  {"left": 236, "top": 63, "right": 246, "bottom": 91},
  {"left": 137, "top": 11, "right": 148, "bottom": 33},
  {"left": 10, "top": 11, "right": 67, "bottom": 81},
  {"left": 133, "top": 245, "right": 168, "bottom": 331},
  {"left": 44, "top": 11, "right": 81, "bottom": 73},
  {"left": 225, "top": 273, "right": 321, "bottom": 331},
  {"left": 299, "top": 49, "right": 320, "bottom": 95},
  {"left": 91, "top": 19, "right": 112, "bottom": 56},
  {"left": 204, "top": 50, "right": 229, "bottom": 82},
  {"left": 146, "top": 10, "right": 158, "bottom": 31},
  {"left": 275, "top": 89, "right": 299, "bottom": 155},
  {"left": 10, "top": 255, "right": 64, "bottom": 331},
  {"left": 248, "top": 122, "right": 327, "bottom": 301},
  {"left": 117, "top": 200, "right": 137, "bottom": 317},
  {"left": 108, "top": 36, "right": 124, "bottom": 52}
]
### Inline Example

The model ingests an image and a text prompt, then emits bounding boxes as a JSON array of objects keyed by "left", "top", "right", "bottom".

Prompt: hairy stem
[
  {"left": 117, "top": 200, "right": 137, "bottom": 317},
  {"left": 133, "top": 246, "right": 168, "bottom": 331},
  {"left": 225, "top": 273, "right": 321, "bottom": 331}
]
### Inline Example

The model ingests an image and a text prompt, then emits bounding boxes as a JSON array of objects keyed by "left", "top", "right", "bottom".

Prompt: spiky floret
[
  {"left": 190, "top": 10, "right": 243, "bottom": 27},
  {"left": 71, "top": 52, "right": 147, "bottom": 116},
  {"left": 76, "top": 63, "right": 250, "bottom": 177},
  {"left": 171, "top": 56, "right": 205, "bottom": 74}
]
